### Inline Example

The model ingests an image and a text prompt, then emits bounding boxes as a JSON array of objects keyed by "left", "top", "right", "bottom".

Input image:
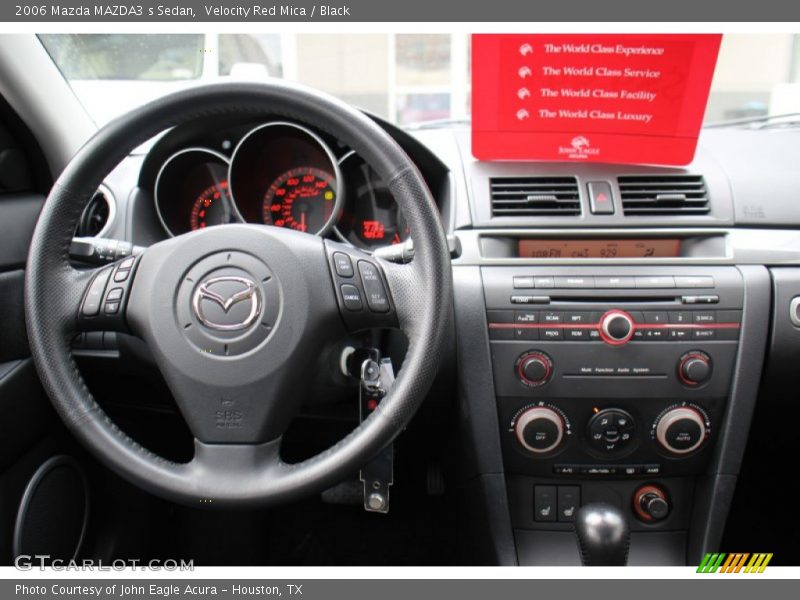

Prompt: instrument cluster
[{"left": 153, "top": 121, "right": 411, "bottom": 251}]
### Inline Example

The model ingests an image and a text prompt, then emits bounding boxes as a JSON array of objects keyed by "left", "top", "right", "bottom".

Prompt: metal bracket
[{"left": 358, "top": 356, "right": 396, "bottom": 514}]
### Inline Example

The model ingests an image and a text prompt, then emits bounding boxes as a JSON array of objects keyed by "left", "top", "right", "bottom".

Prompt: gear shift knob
[{"left": 574, "top": 502, "right": 630, "bottom": 566}]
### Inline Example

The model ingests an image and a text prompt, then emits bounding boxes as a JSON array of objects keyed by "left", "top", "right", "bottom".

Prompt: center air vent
[
  {"left": 618, "top": 175, "right": 709, "bottom": 216},
  {"left": 490, "top": 177, "right": 581, "bottom": 217}
]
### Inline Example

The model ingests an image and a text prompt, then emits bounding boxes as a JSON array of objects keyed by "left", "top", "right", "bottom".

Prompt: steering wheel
[{"left": 24, "top": 82, "right": 452, "bottom": 507}]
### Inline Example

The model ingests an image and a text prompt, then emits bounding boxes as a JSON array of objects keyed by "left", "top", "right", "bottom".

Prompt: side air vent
[
  {"left": 75, "top": 186, "right": 115, "bottom": 237},
  {"left": 490, "top": 177, "right": 581, "bottom": 217},
  {"left": 619, "top": 175, "right": 709, "bottom": 216}
]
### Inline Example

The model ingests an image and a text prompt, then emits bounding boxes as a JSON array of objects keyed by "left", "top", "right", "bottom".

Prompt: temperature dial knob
[
  {"left": 654, "top": 405, "right": 708, "bottom": 455},
  {"left": 515, "top": 351, "right": 553, "bottom": 387},
  {"left": 514, "top": 406, "right": 565, "bottom": 454},
  {"left": 678, "top": 351, "right": 712, "bottom": 386},
  {"left": 598, "top": 310, "right": 635, "bottom": 345}
]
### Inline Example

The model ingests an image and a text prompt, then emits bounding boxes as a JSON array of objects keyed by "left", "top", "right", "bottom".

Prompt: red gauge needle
[{"left": 300, "top": 212, "right": 307, "bottom": 232}]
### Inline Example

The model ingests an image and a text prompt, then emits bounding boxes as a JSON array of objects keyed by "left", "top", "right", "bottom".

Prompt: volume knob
[
  {"left": 599, "top": 310, "right": 635, "bottom": 345},
  {"left": 516, "top": 351, "right": 553, "bottom": 387}
]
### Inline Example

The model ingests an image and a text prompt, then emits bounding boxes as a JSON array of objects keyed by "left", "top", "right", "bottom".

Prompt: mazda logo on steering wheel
[{"left": 192, "top": 275, "right": 262, "bottom": 331}]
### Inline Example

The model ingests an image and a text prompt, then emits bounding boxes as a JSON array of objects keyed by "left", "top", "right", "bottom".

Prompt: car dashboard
[{"left": 82, "top": 111, "right": 800, "bottom": 567}]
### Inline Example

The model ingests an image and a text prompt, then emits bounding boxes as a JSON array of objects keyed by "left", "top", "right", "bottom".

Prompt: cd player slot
[{"left": 549, "top": 296, "right": 679, "bottom": 305}]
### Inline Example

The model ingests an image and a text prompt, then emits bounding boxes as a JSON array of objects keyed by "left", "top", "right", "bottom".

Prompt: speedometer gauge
[{"left": 262, "top": 167, "right": 337, "bottom": 234}]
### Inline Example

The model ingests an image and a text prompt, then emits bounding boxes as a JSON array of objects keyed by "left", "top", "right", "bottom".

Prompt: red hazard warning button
[{"left": 588, "top": 181, "right": 615, "bottom": 215}]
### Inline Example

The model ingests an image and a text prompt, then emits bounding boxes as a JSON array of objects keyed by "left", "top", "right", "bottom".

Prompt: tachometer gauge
[
  {"left": 262, "top": 167, "right": 337, "bottom": 234},
  {"left": 155, "top": 148, "right": 237, "bottom": 237},
  {"left": 189, "top": 180, "right": 232, "bottom": 230}
]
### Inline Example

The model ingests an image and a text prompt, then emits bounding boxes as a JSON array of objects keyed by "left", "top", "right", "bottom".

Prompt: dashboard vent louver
[
  {"left": 75, "top": 188, "right": 113, "bottom": 237},
  {"left": 490, "top": 177, "right": 581, "bottom": 217},
  {"left": 618, "top": 175, "right": 709, "bottom": 216}
]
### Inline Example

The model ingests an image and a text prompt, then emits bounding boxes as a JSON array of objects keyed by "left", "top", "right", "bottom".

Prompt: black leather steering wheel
[{"left": 24, "top": 82, "right": 452, "bottom": 508}]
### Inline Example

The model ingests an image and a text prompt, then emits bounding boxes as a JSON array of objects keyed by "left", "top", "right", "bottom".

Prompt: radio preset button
[
  {"left": 643, "top": 311, "right": 669, "bottom": 324},
  {"left": 692, "top": 311, "right": 716, "bottom": 323},
  {"left": 554, "top": 276, "right": 595, "bottom": 288},
  {"left": 513, "top": 276, "right": 535, "bottom": 289},
  {"left": 594, "top": 276, "right": 635, "bottom": 288},
  {"left": 533, "top": 276, "right": 555, "bottom": 288},
  {"left": 635, "top": 276, "right": 675, "bottom": 288},
  {"left": 674, "top": 276, "right": 714, "bottom": 288},
  {"left": 515, "top": 327, "right": 539, "bottom": 341},
  {"left": 541, "top": 328, "right": 563, "bottom": 340},
  {"left": 669, "top": 311, "right": 691, "bottom": 324},
  {"left": 515, "top": 311, "right": 539, "bottom": 323}
]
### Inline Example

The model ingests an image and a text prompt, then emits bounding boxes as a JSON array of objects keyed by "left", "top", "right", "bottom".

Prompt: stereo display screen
[{"left": 518, "top": 239, "right": 681, "bottom": 259}]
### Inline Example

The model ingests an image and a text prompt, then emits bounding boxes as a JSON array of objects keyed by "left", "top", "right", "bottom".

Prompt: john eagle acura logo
[{"left": 192, "top": 276, "right": 262, "bottom": 331}]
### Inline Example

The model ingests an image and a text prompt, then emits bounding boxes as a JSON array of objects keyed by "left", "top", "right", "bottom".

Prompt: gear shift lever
[{"left": 574, "top": 503, "right": 630, "bottom": 566}]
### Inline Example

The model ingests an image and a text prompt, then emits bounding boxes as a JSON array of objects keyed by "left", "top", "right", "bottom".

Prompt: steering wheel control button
[
  {"left": 515, "top": 351, "right": 553, "bottom": 387},
  {"left": 598, "top": 310, "right": 635, "bottom": 345},
  {"left": 654, "top": 405, "right": 709, "bottom": 455},
  {"left": 587, "top": 409, "right": 636, "bottom": 454},
  {"left": 106, "top": 287, "right": 123, "bottom": 302},
  {"left": 340, "top": 284, "right": 363, "bottom": 311},
  {"left": 113, "top": 268, "right": 130, "bottom": 283},
  {"left": 514, "top": 406, "right": 565, "bottom": 454},
  {"left": 118, "top": 256, "right": 135, "bottom": 271},
  {"left": 104, "top": 302, "right": 120, "bottom": 315},
  {"left": 357, "top": 260, "right": 390, "bottom": 313},
  {"left": 678, "top": 351, "right": 712, "bottom": 386},
  {"left": 333, "top": 252, "right": 354, "bottom": 278},
  {"left": 81, "top": 266, "right": 113, "bottom": 317}
]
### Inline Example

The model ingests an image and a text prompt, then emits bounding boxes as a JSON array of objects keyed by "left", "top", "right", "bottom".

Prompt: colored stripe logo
[{"left": 697, "top": 553, "right": 773, "bottom": 573}]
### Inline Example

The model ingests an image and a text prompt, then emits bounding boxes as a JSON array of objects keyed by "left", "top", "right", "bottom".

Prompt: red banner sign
[{"left": 471, "top": 34, "right": 722, "bottom": 165}]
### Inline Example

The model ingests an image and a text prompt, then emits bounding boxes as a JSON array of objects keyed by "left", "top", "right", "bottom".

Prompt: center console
[{"left": 479, "top": 265, "right": 746, "bottom": 564}]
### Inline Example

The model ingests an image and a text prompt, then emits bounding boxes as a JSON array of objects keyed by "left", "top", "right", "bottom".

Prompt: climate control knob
[
  {"left": 654, "top": 405, "right": 708, "bottom": 455},
  {"left": 678, "top": 351, "right": 712, "bottom": 386},
  {"left": 598, "top": 310, "right": 635, "bottom": 345},
  {"left": 514, "top": 406, "right": 565, "bottom": 454},
  {"left": 515, "top": 351, "right": 553, "bottom": 387}
]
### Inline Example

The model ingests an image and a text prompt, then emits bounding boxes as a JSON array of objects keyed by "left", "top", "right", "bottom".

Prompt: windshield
[{"left": 39, "top": 33, "right": 800, "bottom": 128}]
